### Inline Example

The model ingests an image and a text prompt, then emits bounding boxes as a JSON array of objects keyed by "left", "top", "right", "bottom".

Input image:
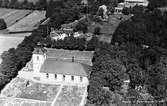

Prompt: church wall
[
  {"left": 32, "top": 54, "right": 46, "bottom": 73},
  {"left": 38, "top": 73, "right": 89, "bottom": 85}
]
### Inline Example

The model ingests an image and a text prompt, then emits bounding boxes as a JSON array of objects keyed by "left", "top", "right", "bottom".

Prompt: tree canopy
[
  {"left": 0, "top": 19, "right": 7, "bottom": 30},
  {"left": 111, "top": 5, "right": 167, "bottom": 102}
]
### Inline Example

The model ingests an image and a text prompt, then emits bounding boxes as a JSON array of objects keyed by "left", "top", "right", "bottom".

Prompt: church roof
[
  {"left": 33, "top": 47, "right": 46, "bottom": 54},
  {"left": 45, "top": 48, "right": 94, "bottom": 66},
  {"left": 125, "top": 0, "right": 146, "bottom": 3},
  {"left": 40, "top": 58, "right": 91, "bottom": 77}
]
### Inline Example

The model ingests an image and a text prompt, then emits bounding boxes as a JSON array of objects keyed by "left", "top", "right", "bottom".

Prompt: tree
[
  {"left": 88, "top": 43, "right": 128, "bottom": 105},
  {"left": 38, "top": 25, "right": 50, "bottom": 38},
  {"left": 127, "top": 89, "right": 140, "bottom": 105},
  {"left": 74, "top": 21, "right": 88, "bottom": 33},
  {"left": 2, "top": 0, "right": 9, "bottom": 8},
  {"left": 122, "top": 7, "right": 130, "bottom": 15},
  {"left": 86, "top": 36, "right": 98, "bottom": 51},
  {"left": 148, "top": 0, "right": 167, "bottom": 10},
  {"left": 9, "top": 0, "right": 18, "bottom": 8},
  {"left": 49, "top": 11, "right": 64, "bottom": 29},
  {"left": 0, "top": 48, "right": 18, "bottom": 78},
  {"left": 21, "top": 0, "right": 28, "bottom": 8},
  {"left": 0, "top": 75, "right": 10, "bottom": 90},
  {"left": 94, "top": 27, "right": 101, "bottom": 35},
  {"left": 0, "top": 19, "right": 7, "bottom": 30},
  {"left": 36, "top": 0, "right": 47, "bottom": 10},
  {"left": 127, "top": 58, "right": 145, "bottom": 88},
  {"left": 97, "top": 8, "right": 104, "bottom": 19},
  {"left": 118, "top": 0, "right": 124, "bottom": 3},
  {"left": 146, "top": 57, "right": 167, "bottom": 101},
  {"left": 0, "top": 22, "right": 46, "bottom": 91}
]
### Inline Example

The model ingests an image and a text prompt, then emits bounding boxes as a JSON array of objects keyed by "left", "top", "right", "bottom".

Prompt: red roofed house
[{"left": 32, "top": 46, "right": 94, "bottom": 86}]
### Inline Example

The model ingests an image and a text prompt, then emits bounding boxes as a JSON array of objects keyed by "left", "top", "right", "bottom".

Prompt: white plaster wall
[
  {"left": 38, "top": 73, "right": 47, "bottom": 80},
  {"left": 49, "top": 74, "right": 54, "bottom": 80},
  {"left": 32, "top": 54, "right": 45, "bottom": 73},
  {"left": 33, "top": 63, "right": 41, "bottom": 73},
  {"left": 38, "top": 73, "right": 89, "bottom": 85},
  {"left": 75, "top": 76, "right": 80, "bottom": 83},
  {"left": 65, "top": 75, "right": 72, "bottom": 83},
  {"left": 56, "top": 74, "right": 63, "bottom": 82},
  {"left": 83, "top": 77, "right": 89, "bottom": 85}
]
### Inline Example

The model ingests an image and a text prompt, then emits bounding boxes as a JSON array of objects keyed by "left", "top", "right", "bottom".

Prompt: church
[{"left": 32, "top": 45, "right": 94, "bottom": 86}]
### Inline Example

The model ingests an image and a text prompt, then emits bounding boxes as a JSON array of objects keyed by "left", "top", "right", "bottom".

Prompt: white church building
[{"left": 31, "top": 46, "right": 94, "bottom": 86}]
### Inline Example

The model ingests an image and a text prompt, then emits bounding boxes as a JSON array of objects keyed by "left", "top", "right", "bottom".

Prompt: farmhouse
[
  {"left": 124, "top": 0, "right": 149, "bottom": 7},
  {"left": 32, "top": 46, "right": 94, "bottom": 86},
  {"left": 115, "top": 0, "right": 149, "bottom": 14}
]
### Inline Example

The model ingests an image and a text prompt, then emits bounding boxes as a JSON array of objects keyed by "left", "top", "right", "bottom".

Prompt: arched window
[
  {"left": 80, "top": 77, "right": 83, "bottom": 82},
  {"left": 71, "top": 76, "right": 74, "bottom": 81},
  {"left": 55, "top": 74, "right": 57, "bottom": 79},
  {"left": 37, "top": 56, "right": 39, "bottom": 60},
  {"left": 46, "top": 73, "right": 49, "bottom": 78},
  {"left": 63, "top": 75, "right": 65, "bottom": 81}
]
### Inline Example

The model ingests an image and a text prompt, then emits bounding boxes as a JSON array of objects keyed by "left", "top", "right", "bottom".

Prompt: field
[
  {"left": 88, "top": 14, "right": 131, "bottom": 43},
  {"left": 0, "top": 8, "right": 46, "bottom": 64},
  {"left": 1, "top": 77, "right": 60, "bottom": 101},
  {"left": 0, "top": 77, "right": 87, "bottom": 106},
  {"left": 7, "top": 11, "right": 46, "bottom": 32},
  {"left": 53, "top": 86, "right": 86, "bottom": 106},
  {"left": 0, "top": 97, "right": 51, "bottom": 106},
  {"left": 0, "top": 8, "right": 14, "bottom": 17},
  {"left": 17, "top": 0, "right": 58, "bottom": 4},
  {"left": 0, "top": 33, "right": 31, "bottom": 64},
  {"left": 0, "top": 33, "right": 30, "bottom": 52},
  {"left": 0, "top": 8, "right": 46, "bottom": 31},
  {"left": 0, "top": 9, "right": 32, "bottom": 27}
]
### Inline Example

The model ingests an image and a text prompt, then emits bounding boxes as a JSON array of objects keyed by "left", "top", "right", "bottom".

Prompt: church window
[
  {"left": 37, "top": 56, "right": 39, "bottom": 60},
  {"left": 71, "top": 76, "right": 74, "bottom": 81},
  {"left": 80, "top": 77, "right": 83, "bottom": 82},
  {"left": 46, "top": 73, "right": 49, "bottom": 78},
  {"left": 55, "top": 74, "right": 57, "bottom": 79},
  {"left": 63, "top": 75, "right": 65, "bottom": 81}
]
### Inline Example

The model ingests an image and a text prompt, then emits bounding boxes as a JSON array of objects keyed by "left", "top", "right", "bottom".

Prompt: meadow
[
  {"left": 0, "top": 8, "right": 32, "bottom": 27},
  {"left": 7, "top": 11, "right": 46, "bottom": 32}
]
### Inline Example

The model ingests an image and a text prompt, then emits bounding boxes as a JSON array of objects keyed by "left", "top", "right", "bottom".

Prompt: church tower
[{"left": 32, "top": 42, "right": 46, "bottom": 73}]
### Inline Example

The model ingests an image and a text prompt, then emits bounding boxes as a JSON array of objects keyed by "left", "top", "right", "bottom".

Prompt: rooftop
[
  {"left": 124, "top": 0, "right": 147, "bottom": 3},
  {"left": 40, "top": 58, "right": 91, "bottom": 77},
  {"left": 45, "top": 48, "right": 94, "bottom": 66},
  {"left": 33, "top": 47, "right": 46, "bottom": 54}
]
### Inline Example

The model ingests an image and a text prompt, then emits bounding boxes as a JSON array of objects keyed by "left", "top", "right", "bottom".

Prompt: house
[
  {"left": 99, "top": 5, "right": 109, "bottom": 21},
  {"left": 158, "top": 7, "right": 167, "bottom": 13},
  {"left": 115, "top": 3, "right": 124, "bottom": 14},
  {"left": 124, "top": 0, "right": 149, "bottom": 7},
  {"left": 114, "top": 0, "right": 149, "bottom": 14},
  {"left": 32, "top": 46, "right": 94, "bottom": 86},
  {"left": 81, "top": 0, "right": 88, "bottom": 5},
  {"left": 61, "top": 20, "right": 79, "bottom": 31},
  {"left": 50, "top": 29, "right": 70, "bottom": 41}
]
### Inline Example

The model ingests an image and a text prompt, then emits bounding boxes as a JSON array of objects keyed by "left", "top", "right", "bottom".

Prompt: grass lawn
[
  {"left": 2, "top": 77, "right": 60, "bottom": 101},
  {"left": 0, "top": 97, "right": 51, "bottom": 106},
  {"left": 54, "top": 86, "right": 86, "bottom": 106},
  {"left": 8, "top": 11, "right": 46, "bottom": 32},
  {"left": 0, "top": 8, "right": 14, "bottom": 17},
  {"left": 88, "top": 14, "right": 131, "bottom": 43},
  {"left": 0, "top": 9, "right": 32, "bottom": 27}
]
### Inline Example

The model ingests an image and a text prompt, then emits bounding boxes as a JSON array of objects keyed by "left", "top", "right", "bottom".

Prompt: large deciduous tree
[{"left": 0, "top": 19, "right": 7, "bottom": 30}]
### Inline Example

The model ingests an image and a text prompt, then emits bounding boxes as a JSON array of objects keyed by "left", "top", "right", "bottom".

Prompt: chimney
[{"left": 72, "top": 56, "right": 74, "bottom": 62}]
